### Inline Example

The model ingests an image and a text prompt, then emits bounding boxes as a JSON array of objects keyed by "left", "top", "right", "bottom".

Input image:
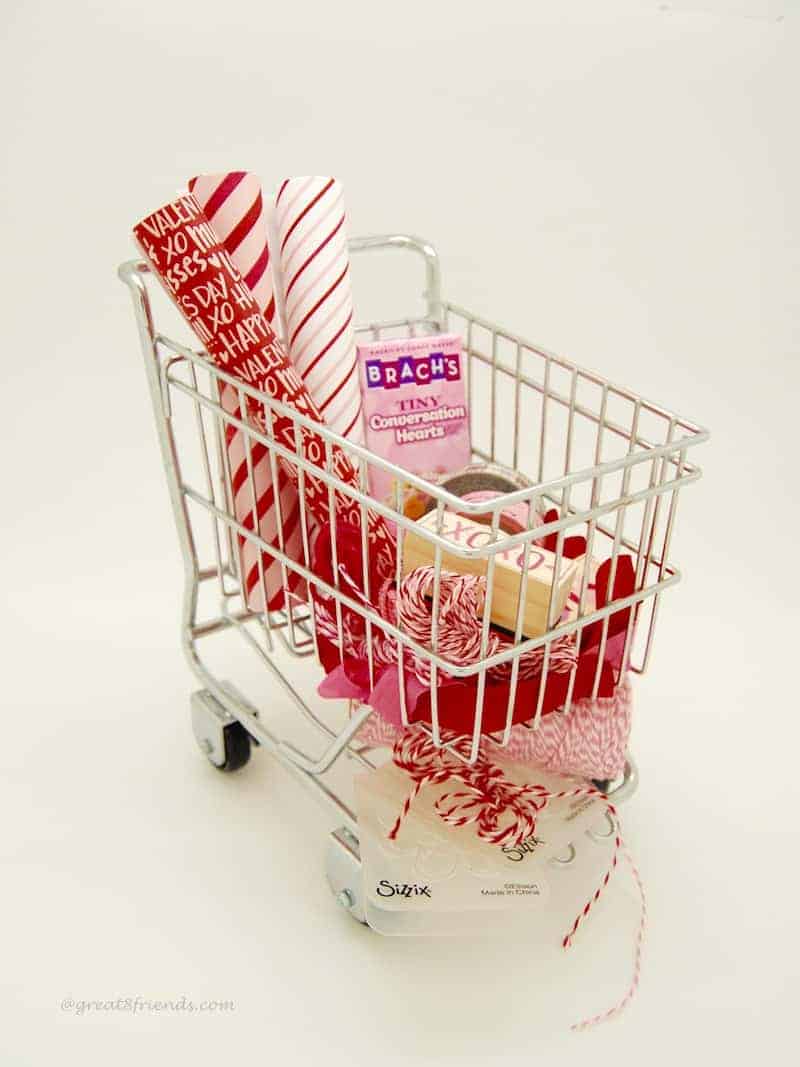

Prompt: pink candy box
[{"left": 357, "top": 334, "right": 471, "bottom": 507}]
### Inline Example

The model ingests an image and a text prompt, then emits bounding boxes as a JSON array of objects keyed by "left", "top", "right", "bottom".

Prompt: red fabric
[{"left": 312, "top": 518, "right": 637, "bottom": 732}]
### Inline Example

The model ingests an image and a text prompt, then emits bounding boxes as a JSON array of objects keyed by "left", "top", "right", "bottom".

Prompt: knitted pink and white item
[
  {"left": 486, "top": 674, "right": 633, "bottom": 780},
  {"left": 356, "top": 675, "right": 632, "bottom": 781}
]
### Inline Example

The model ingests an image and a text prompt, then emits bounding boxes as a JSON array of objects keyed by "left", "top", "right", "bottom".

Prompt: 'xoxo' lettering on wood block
[{"left": 401, "top": 509, "right": 581, "bottom": 639}]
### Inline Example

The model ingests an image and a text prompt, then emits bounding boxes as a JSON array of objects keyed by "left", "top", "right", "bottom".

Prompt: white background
[{"left": 2, "top": 1, "right": 798, "bottom": 1064}]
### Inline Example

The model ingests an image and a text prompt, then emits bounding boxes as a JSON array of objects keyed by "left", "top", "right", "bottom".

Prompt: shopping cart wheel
[
  {"left": 592, "top": 755, "right": 638, "bottom": 803},
  {"left": 191, "top": 689, "right": 251, "bottom": 773},
  {"left": 216, "top": 722, "right": 251, "bottom": 772}
]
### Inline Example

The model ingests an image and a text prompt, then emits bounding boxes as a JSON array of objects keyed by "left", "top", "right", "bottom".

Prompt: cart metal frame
[{"left": 119, "top": 234, "right": 707, "bottom": 921}]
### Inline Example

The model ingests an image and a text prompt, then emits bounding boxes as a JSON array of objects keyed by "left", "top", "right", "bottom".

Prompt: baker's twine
[
  {"left": 315, "top": 564, "right": 577, "bottom": 684},
  {"left": 356, "top": 677, "right": 634, "bottom": 782},
  {"left": 389, "top": 725, "right": 647, "bottom": 1031}
]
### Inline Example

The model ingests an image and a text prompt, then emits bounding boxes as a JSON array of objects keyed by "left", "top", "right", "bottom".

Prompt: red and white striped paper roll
[
  {"left": 188, "top": 172, "right": 304, "bottom": 612},
  {"left": 133, "top": 194, "right": 396, "bottom": 596},
  {"left": 218, "top": 381, "right": 305, "bottom": 611},
  {"left": 274, "top": 177, "right": 364, "bottom": 444},
  {"left": 188, "top": 172, "right": 276, "bottom": 321}
]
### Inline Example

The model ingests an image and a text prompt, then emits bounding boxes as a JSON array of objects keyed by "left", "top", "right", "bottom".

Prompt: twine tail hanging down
[{"left": 389, "top": 725, "right": 647, "bottom": 1031}]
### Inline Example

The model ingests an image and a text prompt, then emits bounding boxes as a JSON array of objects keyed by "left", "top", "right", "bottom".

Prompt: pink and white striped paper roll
[
  {"left": 188, "top": 171, "right": 304, "bottom": 613},
  {"left": 274, "top": 177, "right": 364, "bottom": 444}
]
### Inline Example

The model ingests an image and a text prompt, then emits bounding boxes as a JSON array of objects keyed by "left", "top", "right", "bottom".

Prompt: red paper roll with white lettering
[{"left": 133, "top": 194, "right": 395, "bottom": 595}]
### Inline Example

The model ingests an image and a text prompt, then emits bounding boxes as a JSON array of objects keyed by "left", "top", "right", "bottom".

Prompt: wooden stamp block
[{"left": 401, "top": 509, "right": 581, "bottom": 639}]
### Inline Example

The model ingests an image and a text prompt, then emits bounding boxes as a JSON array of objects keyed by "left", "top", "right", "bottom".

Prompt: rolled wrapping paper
[
  {"left": 274, "top": 177, "right": 364, "bottom": 444},
  {"left": 218, "top": 384, "right": 305, "bottom": 611},
  {"left": 188, "top": 171, "right": 303, "bottom": 612},
  {"left": 133, "top": 194, "right": 396, "bottom": 594},
  {"left": 188, "top": 172, "right": 276, "bottom": 320}
]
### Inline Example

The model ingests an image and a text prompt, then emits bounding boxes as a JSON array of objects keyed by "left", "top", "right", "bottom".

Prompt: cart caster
[
  {"left": 191, "top": 689, "right": 251, "bottom": 772},
  {"left": 326, "top": 828, "right": 367, "bottom": 925},
  {"left": 592, "top": 755, "right": 638, "bottom": 803},
  {"left": 214, "top": 721, "right": 251, "bottom": 772}
]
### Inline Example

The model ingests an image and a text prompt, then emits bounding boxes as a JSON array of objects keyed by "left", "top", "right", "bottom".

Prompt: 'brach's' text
[{"left": 365, "top": 351, "right": 461, "bottom": 390}]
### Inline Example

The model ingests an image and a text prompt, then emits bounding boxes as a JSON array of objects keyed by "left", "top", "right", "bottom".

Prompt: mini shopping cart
[{"left": 118, "top": 234, "right": 708, "bottom": 923}]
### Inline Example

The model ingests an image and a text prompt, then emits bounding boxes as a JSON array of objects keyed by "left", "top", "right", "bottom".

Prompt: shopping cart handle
[{"left": 347, "top": 233, "right": 441, "bottom": 323}]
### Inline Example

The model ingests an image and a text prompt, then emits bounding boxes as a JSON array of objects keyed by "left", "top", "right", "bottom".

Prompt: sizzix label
[
  {"left": 375, "top": 881, "right": 432, "bottom": 899},
  {"left": 501, "top": 834, "right": 547, "bottom": 862}
]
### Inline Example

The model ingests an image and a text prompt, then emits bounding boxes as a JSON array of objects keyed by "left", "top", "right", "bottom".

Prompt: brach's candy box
[{"left": 358, "top": 334, "right": 471, "bottom": 508}]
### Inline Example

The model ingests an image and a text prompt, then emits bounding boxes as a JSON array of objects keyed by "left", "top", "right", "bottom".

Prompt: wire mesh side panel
[
  {"left": 157, "top": 332, "right": 708, "bottom": 768},
  {"left": 156, "top": 297, "right": 705, "bottom": 767},
  {"left": 446, "top": 303, "right": 706, "bottom": 689}
]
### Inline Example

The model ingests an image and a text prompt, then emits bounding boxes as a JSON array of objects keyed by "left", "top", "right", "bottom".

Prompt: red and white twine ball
[{"left": 316, "top": 564, "right": 577, "bottom": 684}]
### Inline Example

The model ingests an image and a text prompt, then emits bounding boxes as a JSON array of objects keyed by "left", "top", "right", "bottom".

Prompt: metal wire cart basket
[{"left": 119, "top": 235, "right": 708, "bottom": 922}]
